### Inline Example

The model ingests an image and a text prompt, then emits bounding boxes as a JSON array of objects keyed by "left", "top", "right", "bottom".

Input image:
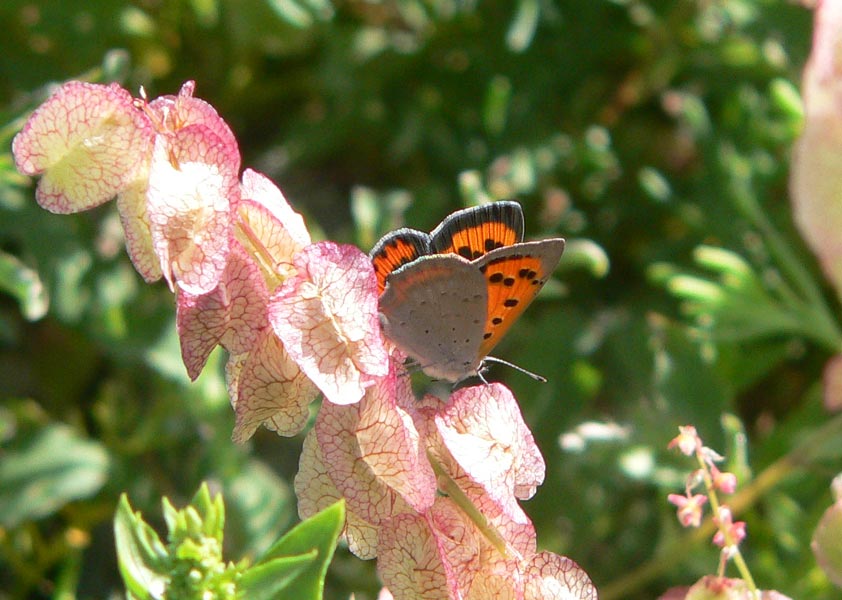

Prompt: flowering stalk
[{"left": 668, "top": 425, "right": 756, "bottom": 595}]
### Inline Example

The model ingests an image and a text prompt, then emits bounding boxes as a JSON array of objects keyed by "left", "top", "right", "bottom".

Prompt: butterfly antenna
[{"left": 483, "top": 356, "right": 547, "bottom": 383}]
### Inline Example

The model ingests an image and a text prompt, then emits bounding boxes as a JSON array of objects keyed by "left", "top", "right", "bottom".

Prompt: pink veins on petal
[
  {"left": 146, "top": 125, "right": 238, "bottom": 295},
  {"left": 12, "top": 81, "right": 154, "bottom": 214},
  {"left": 377, "top": 512, "right": 452, "bottom": 600},
  {"left": 295, "top": 428, "right": 382, "bottom": 559},
  {"left": 228, "top": 330, "right": 319, "bottom": 442},
  {"left": 270, "top": 242, "right": 389, "bottom": 405},
  {"left": 117, "top": 180, "right": 162, "bottom": 283},
  {"left": 427, "top": 497, "right": 487, "bottom": 594},
  {"left": 314, "top": 398, "right": 412, "bottom": 528},
  {"left": 177, "top": 239, "right": 269, "bottom": 380},
  {"left": 355, "top": 371, "right": 437, "bottom": 514},
  {"left": 237, "top": 169, "right": 311, "bottom": 284},
  {"left": 148, "top": 81, "right": 239, "bottom": 160},
  {"left": 523, "top": 552, "right": 598, "bottom": 600},
  {"left": 435, "top": 383, "right": 546, "bottom": 513}
]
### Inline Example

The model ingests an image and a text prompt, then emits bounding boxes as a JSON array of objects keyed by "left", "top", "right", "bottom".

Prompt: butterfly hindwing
[
  {"left": 474, "top": 239, "right": 566, "bottom": 358},
  {"left": 369, "top": 228, "right": 432, "bottom": 295},
  {"left": 430, "top": 200, "right": 524, "bottom": 260},
  {"left": 379, "top": 254, "right": 488, "bottom": 382}
]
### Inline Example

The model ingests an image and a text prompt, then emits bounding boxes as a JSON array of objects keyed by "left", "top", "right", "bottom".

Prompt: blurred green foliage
[{"left": 2, "top": 0, "right": 841, "bottom": 598}]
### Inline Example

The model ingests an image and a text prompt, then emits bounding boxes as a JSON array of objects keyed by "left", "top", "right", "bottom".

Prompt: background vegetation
[{"left": 1, "top": 0, "right": 838, "bottom": 598}]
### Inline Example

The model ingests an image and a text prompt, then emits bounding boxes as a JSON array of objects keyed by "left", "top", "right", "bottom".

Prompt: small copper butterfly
[{"left": 369, "top": 201, "right": 565, "bottom": 383}]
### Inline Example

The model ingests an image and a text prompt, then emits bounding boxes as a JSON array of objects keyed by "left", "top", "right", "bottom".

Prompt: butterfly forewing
[
  {"left": 379, "top": 254, "right": 488, "bottom": 382},
  {"left": 369, "top": 228, "right": 432, "bottom": 295},
  {"left": 474, "top": 239, "right": 566, "bottom": 358},
  {"left": 430, "top": 201, "right": 524, "bottom": 260}
]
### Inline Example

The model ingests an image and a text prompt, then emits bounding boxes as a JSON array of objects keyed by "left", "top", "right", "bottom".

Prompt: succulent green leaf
[
  {"left": 114, "top": 494, "right": 170, "bottom": 600},
  {"left": 237, "top": 551, "right": 318, "bottom": 600},
  {"left": 253, "top": 500, "right": 345, "bottom": 600}
]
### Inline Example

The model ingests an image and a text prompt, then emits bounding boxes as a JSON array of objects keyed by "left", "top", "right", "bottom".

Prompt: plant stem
[{"left": 426, "top": 448, "right": 520, "bottom": 561}]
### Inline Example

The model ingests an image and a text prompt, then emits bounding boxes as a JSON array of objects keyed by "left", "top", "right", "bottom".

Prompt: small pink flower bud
[
  {"left": 710, "top": 464, "right": 737, "bottom": 494},
  {"left": 668, "top": 493, "right": 707, "bottom": 528},
  {"left": 712, "top": 506, "right": 746, "bottom": 549},
  {"left": 668, "top": 425, "right": 699, "bottom": 456}
]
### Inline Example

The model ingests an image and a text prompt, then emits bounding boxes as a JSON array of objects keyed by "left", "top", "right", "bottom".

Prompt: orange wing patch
[
  {"left": 431, "top": 201, "right": 524, "bottom": 260},
  {"left": 474, "top": 238, "right": 565, "bottom": 358},
  {"left": 435, "top": 222, "right": 521, "bottom": 260},
  {"left": 370, "top": 229, "right": 430, "bottom": 295}
]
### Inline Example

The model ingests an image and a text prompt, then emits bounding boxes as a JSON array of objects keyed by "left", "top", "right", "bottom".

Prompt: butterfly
[{"left": 369, "top": 200, "right": 565, "bottom": 383}]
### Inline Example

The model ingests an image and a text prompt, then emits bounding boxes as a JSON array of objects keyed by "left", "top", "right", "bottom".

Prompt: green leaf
[
  {"left": 0, "top": 250, "right": 48, "bottom": 320},
  {"left": 189, "top": 0, "right": 220, "bottom": 28},
  {"left": 266, "top": 0, "right": 314, "bottom": 28},
  {"left": 252, "top": 500, "right": 345, "bottom": 600},
  {"left": 237, "top": 551, "right": 318, "bottom": 600},
  {"left": 562, "top": 239, "right": 610, "bottom": 279},
  {"left": 193, "top": 482, "right": 226, "bottom": 541},
  {"left": 483, "top": 75, "right": 512, "bottom": 136},
  {"left": 506, "top": 0, "right": 540, "bottom": 52},
  {"left": 0, "top": 423, "right": 109, "bottom": 527},
  {"left": 114, "top": 494, "right": 170, "bottom": 600}
]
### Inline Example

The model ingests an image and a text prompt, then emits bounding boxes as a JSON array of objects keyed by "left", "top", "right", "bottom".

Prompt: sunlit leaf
[
  {"left": 250, "top": 500, "right": 344, "bottom": 600},
  {"left": 0, "top": 250, "right": 48, "bottom": 320},
  {"left": 114, "top": 495, "right": 170, "bottom": 600}
]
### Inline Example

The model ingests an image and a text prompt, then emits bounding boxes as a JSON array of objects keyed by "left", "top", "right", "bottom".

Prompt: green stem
[
  {"left": 53, "top": 543, "right": 84, "bottom": 600},
  {"left": 729, "top": 550, "right": 756, "bottom": 593},
  {"left": 426, "top": 448, "right": 520, "bottom": 561}
]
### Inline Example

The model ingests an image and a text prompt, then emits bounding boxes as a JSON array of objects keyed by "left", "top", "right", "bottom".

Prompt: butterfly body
[{"left": 370, "top": 201, "right": 564, "bottom": 383}]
